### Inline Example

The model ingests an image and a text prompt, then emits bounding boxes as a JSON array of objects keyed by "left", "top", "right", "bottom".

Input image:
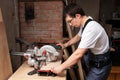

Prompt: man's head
[
  {"left": 65, "top": 3, "right": 85, "bottom": 18},
  {"left": 65, "top": 3, "right": 86, "bottom": 27}
]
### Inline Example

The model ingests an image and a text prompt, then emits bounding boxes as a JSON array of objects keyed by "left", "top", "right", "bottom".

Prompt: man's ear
[{"left": 75, "top": 14, "right": 81, "bottom": 18}]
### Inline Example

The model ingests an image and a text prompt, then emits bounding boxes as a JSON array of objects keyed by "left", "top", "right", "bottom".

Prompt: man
[{"left": 51, "top": 3, "right": 112, "bottom": 80}]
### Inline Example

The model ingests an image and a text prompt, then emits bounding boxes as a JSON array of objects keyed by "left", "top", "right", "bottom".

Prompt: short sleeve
[{"left": 78, "top": 22, "right": 102, "bottom": 48}]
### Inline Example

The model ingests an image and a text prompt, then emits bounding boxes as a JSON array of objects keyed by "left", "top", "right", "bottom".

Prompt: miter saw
[
  {"left": 26, "top": 45, "right": 60, "bottom": 66},
  {"left": 11, "top": 44, "right": 61, "bottom": 76}
]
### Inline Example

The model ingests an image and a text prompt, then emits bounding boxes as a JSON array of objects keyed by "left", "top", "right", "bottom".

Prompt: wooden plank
[
  {"left": 0, "top": 8, "right": 13, "bottom": 80},
  {"left": 63, "top": 48, "right": 77, "bottom": 80},
  {"left": 107, "top": 74, "right": 115, "bottom": 80},
  {"left": 66, "top": 22, "right": 76, "bottom": 52},
  {"left": 108, "top": 66, "right": 120, "bottom": 80},
  {"left": 8, "top": 60, "right": 66, "bottom": 80},
  {"left": 66, "top": 22, "right": 85, "bottom": 80},
  {"left": 116, "top": 73, "right": 120, "bottom": 80},
  {"left": 111, "top": 66, "right": 120, "bottom": 73},
  {"left": 0, "top": 8, "right": 3, "bottom": 22}
]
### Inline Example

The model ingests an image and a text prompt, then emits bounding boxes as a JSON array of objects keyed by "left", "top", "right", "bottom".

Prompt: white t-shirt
[{"left": 78, "top": 19, "right": 109, "bottom": 55}]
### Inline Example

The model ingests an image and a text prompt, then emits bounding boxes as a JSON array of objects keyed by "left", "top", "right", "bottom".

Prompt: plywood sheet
[
  {"left": 8, "top": 61, "right": 66, "bottom": 80},
  {"left": 0, "top": 8, "right": 12, "bottom": 80}
]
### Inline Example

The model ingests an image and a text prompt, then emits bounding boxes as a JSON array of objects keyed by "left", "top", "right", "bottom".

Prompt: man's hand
[
  {"left": 51, "top": 66, "right": 64, "bottom": 74},
  {"left": 56, "top": 43, "right": 66, "bottom": 49}
]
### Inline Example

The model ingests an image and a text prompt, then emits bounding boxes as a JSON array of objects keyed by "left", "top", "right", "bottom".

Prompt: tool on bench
[
  {"left": 38, "top": 70, "right": 56, "bottom": 76},
  {"left": 11, "top": 44, "right": 61, "bottom": 76}
]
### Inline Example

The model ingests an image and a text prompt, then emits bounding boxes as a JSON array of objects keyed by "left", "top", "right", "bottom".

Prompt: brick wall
[{"left": 19, "top": 1, "right": 63, "bottom": 44}]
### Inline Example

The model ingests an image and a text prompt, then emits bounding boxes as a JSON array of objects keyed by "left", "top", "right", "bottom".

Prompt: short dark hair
[{"left": 64, "top": 3, "right": 85, "bottom": 17}]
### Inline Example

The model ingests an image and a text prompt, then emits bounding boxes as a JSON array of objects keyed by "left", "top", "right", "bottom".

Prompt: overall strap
[
  {"left": 81, "top": 19, "right": 93, "bottom": 74},
  {"left": 81, "top": 19, "right": 93, "bottom": 33}
]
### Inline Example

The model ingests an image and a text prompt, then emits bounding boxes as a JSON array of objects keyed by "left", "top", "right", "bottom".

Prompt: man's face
[{"left": 66, "top": 14, "right": 82, "bottom": 27}]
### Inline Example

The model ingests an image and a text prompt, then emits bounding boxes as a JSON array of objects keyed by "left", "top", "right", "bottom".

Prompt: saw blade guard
[{"left": 39, "top": 45, "right": 60, "bottom": 62}]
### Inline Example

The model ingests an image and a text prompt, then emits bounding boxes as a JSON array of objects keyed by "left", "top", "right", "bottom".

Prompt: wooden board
[
  {"left": 0, "top": 8, "right": 13, "bottom": 80},
  {"left": 0, "top": 9, "right": 3, "bottom": 22},
  {"left": 63, "top": 48, "right": 77, "bottom": 80},
  {"left": 66, "top": 22, "right": 85, "bottom": 80},
  {"left": 8, "top": 60, "right": 66, "bottom": 80},
  {"left": 108, "top": 66, "right": 120, "bottom": 80}
]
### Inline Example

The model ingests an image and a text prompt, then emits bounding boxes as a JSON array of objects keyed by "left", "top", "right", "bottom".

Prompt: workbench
[{"left": 8, "top": 60, "right": 66, "bottom": 80}]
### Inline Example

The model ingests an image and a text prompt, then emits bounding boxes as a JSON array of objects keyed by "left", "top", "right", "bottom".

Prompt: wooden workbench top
[{"left": 8, "top": 60, "right": 66, "bottom": 80}]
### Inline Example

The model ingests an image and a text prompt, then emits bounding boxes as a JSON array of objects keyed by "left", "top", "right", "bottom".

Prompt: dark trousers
[{"left": 83, "top": 51, "right": 112, "bottom": 80}]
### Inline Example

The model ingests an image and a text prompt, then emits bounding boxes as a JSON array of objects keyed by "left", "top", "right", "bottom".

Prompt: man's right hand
[{"left": 56, "top": 43, "right": 66, "bottom": 49}]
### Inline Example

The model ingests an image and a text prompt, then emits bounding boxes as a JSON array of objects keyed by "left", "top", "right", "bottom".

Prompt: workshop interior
[{"left": 0, "top": 0, "right": 120, "bottom": 80}]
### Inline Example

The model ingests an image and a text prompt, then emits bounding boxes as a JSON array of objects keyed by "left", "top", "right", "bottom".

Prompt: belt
[
  {"left": 90, "top": 50, "right": 110, "bottom": 61},
  {"left": 89, "top": 50, "right": 111, "bottom": 68},
  {"left": 89, "top": 58, "right": 111, "bottom": 68}
]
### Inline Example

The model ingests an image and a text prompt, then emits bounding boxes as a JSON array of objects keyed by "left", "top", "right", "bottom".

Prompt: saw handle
[
  {"left": 38, "top": 70, "right": 56, "bottom": 77},
  {"left": 51, "top": 44, "right": 62, "bottom": 50}
]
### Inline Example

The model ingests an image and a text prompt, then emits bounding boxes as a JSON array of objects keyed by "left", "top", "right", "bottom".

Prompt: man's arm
[
  {"left": 51, "top": 48, "right": 87, "bottom": 74},
  {"left": 64, "top": 34, "right": 80, "bottom": 48}
]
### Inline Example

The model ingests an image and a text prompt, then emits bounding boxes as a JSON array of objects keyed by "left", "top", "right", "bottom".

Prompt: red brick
[
  {"left": 35, "top": 1, "right": 62, "bottom": 10},
  {"left": 19, "top": 1, "right": 63, "bottom": 45}
]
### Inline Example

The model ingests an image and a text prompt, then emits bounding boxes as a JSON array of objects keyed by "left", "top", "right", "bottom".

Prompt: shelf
[{"left": 106, "top": 19, "right": 120, "bottom": 28}]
